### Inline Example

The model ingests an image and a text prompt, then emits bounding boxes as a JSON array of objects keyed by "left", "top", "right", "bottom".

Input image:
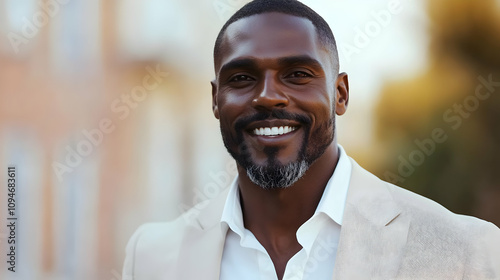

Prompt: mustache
[{"left": 234, "top": 109, "right": 312, "bottom": 132}]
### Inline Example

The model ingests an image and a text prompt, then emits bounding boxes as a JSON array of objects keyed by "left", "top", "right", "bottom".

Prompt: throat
[{"left": 250, "top": 226, "right": 303, "bottom": 280}]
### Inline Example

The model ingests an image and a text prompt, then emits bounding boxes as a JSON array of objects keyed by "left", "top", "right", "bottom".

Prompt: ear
[
  {"left": 211, "top": 80, "right": 220, "bottom": 119},
  {"left": 335, "top": 72, "right": 349, "bottom": 116}
]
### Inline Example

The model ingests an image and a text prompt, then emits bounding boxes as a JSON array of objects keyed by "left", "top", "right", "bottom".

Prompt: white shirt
[{"left": 220, "top": 145, "right": 352, "bottom": 280}]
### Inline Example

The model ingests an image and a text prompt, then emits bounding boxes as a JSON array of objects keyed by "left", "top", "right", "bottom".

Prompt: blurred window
[
  {"left": 5, "top": 0, "right": 36, "bottom": 33},
  {"left": 49, "top": 0, "right": 101, "bottom": 77},
  {"left": 52, "top": 138, "right": 101, "bottom": 278},
  {"left": 117, "top": 0, "right": 190, "bottom": 60},
  {"left": 3, "top": 0, "right": 36, "bottom": 55}
]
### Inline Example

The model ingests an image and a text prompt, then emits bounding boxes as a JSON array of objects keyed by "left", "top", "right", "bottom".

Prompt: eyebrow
[
  {"left": 276, "top": 55, "right": 323, "bottom": 70},
  {"left": 218, "top": 55, "right": 324, "bottom": 76},
  {"left": 219, "top": 58, "right": 258, "bottom": 76}
]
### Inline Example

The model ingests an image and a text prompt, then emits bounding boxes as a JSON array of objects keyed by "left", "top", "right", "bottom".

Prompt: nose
[{"left": 251, "top": 72, "right": 289, "bottom": 110}]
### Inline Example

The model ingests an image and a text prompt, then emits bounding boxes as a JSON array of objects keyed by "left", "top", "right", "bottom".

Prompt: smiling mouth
[{"left": 252, "top": 126, "right": 299, "bottom": 137}]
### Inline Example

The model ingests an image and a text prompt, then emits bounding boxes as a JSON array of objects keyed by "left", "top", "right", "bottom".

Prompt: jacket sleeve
[
  {"left": 464, "top": 221, "right": 500, "bottom": 279},
  {"left": 484, "top": 222, "right": 500, "bottom": 278}
]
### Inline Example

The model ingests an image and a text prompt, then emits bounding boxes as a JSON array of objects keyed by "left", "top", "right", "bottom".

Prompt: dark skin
[{"left": 211, "top": 13, "right": 349, "bottom": 279}]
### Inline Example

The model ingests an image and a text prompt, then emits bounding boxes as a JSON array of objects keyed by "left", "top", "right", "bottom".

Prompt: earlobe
[
  {"left": 335, "top": 72, "right": 349, "bottom": 116},
  {"left": 211, "top": 80, "right": 220, "bottom": 119},
  {"left": 214, "top": 106, "right": 220, "bottom": 119}
]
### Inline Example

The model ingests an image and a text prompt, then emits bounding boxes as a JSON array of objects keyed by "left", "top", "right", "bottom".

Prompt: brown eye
[
  {"left": 230, "top": 75, "right": 254, "bottom": 82},
  {"left": 287, "top": 71, "right": 312, "bottom": 78}
]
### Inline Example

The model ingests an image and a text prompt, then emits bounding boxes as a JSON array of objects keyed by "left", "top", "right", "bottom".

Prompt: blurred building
[
  {"left": 2, "top": 0, "right": 496, "bottom": 279},
  {"left": 0, "top": 0, "right": 234, "bottom": 279}
]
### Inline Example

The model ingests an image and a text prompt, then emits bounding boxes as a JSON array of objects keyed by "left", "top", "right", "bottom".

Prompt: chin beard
[{"left": 246, "top": 159, "right": 309, "bottom": 189}]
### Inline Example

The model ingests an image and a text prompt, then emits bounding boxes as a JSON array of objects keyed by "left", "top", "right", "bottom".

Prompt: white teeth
[
  {"left": 253, "top": 126, "right": 297, "bottom": 136},
  {"left": 264, "top": 127, "right": 271, "bottom": 136}
]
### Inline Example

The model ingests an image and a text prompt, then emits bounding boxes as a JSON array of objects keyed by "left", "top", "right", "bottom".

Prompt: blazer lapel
[{"left": 332, "top": 158, "right": 409, "bottom": 279}]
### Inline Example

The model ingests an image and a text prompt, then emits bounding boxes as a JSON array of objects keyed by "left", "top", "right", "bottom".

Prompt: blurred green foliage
[{"left": 373, "top": 0, "right": 500, "bottom": 220}]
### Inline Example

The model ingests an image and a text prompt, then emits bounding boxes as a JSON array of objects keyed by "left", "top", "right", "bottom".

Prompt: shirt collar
[
  {"left": 220, "top": 175, "right": 245, "bottom": 237},
  {"left": 220, "top": 144, "right": 352, "bottom": 237},
  {"left": 314, "top": 144, "right": 352, "bottom": 225}
]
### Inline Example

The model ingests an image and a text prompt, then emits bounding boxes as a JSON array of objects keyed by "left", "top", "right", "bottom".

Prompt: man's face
[{"left": 212, "top": 13, "right": 346, "bottom": 189}]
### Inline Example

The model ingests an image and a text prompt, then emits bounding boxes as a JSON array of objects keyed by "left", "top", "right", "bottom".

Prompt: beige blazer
[{"left": 123, "top": 158, "right": 500, "bottom": 279}]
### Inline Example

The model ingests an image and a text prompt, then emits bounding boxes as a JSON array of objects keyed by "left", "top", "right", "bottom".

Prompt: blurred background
[{"left": 0, "top": 0, "right": 499, "bottom": 279}]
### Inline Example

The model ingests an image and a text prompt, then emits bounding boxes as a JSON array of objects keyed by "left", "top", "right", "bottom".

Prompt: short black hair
[{"left": 213, "top": 0, "right": 339, "bottom": 74}]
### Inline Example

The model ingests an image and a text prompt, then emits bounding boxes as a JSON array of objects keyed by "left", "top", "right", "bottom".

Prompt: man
[{"left": 123, "top": 0, "right": 500, "bottom": 279}]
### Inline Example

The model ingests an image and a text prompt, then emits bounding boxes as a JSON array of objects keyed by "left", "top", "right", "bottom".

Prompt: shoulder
[
  {"left": 380, "top": 178, "right": 500, "bottom": 277},
  {"left": 126, "top": 218, "right": 188, "bottom": 255},
  {"left": 350, "top": 157, "right": 497, "bottom": 232},
  {"left": 349, "top": 158, "right": 500, "bottom": 276},
  {"left": 122, "top": 187, "right": 229, "bottom": 279},
  {"left": 386, "top": 180, "right": 497, "bottom": 233},
  {"left": 122, "top": 217, "right": 191, "bottom": 280}
]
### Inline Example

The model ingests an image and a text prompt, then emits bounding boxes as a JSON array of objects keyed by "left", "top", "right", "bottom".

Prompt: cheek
[
  {"left": 217, "top": 97, "right": 248, "bottom": 135},
  {"left": 218, "top": 90, "right": 255, "bottom": 119},
  {"left": 218, "top": 106, "right": 237, "bottom": 135},
  {"left": 292, "top": 88, "right": 334, "bottom": 122}
]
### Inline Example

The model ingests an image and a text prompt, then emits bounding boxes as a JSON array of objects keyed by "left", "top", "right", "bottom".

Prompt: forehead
[{"left": 217, "top": 13, "right": 328, "bottom": 72}]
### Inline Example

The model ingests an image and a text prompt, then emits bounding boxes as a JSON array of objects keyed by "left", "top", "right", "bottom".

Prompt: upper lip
[{"left": 245, "top": 119, "right": 301, "bottom": 132}]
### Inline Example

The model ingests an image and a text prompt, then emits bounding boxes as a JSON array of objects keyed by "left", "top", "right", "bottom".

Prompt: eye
[
  {"left": 284, "top": 70, "right": 314, "bottom": 85},
  {"left": 229, "top": 74, "right": 254, "bottom": 82},
  {"left": 287, "top": 71, "right": 312, "bottom": 78}
]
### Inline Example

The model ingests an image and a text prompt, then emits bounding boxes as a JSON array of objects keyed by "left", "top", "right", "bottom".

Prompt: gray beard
[
  {"left": 220, "top": 108, "right": 335, "bottom": 191},
  {"left": 245, "top": 160, "right": 309, "bottom": 190}
]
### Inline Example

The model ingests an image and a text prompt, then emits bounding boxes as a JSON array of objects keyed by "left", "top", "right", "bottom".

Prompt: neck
[{"left": 236, "top": 142, "right": 339, "bottom": 252}]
